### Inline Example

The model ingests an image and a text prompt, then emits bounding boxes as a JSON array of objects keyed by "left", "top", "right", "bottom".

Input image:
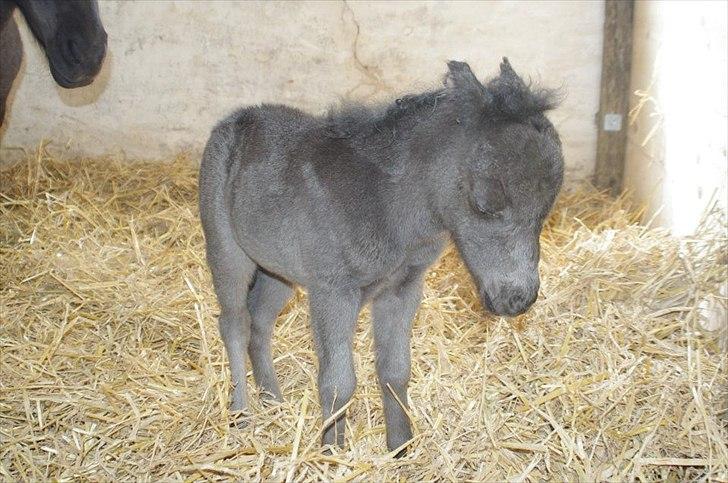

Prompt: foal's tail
[
  {"left": 199, "top": 108, "right": 263, "bottom": 256},
  {"left": 199, "top": 119, "right": 234, "bottom": 208},
  {"left": 198, "top": 113, "right": 243, "bottom": 254}
]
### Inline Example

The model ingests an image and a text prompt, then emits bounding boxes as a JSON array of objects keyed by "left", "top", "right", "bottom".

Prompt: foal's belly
[
  {"left": 227, "top": 159, "right": 446, "bottom": 294},
  {"left": 231, "top": 219, "right": 308, "bottom": 285}
]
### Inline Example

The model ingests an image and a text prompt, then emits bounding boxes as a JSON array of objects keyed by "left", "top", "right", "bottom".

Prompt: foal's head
[{"left": 438, "top": 58, "right": 563, "bottom": 317}]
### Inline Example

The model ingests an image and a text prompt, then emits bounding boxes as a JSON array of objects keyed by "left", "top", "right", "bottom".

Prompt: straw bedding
[{"left": 1, "top": 146, "right": 726, "bottom": 481}]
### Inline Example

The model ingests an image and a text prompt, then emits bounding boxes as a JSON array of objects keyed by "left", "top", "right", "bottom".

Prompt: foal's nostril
[
  {"left": 506, "top": 289, "right": 538, "bottom": 315},
  {"left": 508, "top": 292, "right": 524, "bottom": 310}
]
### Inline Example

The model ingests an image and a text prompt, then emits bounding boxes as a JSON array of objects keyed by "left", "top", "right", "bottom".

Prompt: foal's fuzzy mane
[
  {"left": 484, "top": 72, "right": 561, "bottom": 121},
  {"left": 325, "top": 59, "right": 561, "bottom": 140},
  {"left": 440, "top": 58, "right": 561, "bottom": 123},
  {"left": 324, "top": 89, "right": 447, "bottom": 140}
]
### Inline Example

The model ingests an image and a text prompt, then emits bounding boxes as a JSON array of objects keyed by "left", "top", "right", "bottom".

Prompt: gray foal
[{"left": 199, "top": 58, "right": 564, "bottom": 453}]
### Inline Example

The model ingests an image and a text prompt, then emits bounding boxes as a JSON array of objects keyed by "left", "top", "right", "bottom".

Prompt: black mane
[
  {"left": 324, "top": 89, "right": 447, "bottom": 140},
  {"left": 484, "top": 74, "right": 561, "bottom": 121},
  {"left": 324, "top": 58, "right": 561, "bottom": 141}
]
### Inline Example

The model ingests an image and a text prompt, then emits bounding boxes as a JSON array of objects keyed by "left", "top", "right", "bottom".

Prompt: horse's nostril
[{"left": 506, "top": 289, "right": 538, "bottom": 315}]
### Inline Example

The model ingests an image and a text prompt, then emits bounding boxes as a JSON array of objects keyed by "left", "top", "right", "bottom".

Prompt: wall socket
[{"left": 603, "top": 113, "right": 623, "bottom": 132}]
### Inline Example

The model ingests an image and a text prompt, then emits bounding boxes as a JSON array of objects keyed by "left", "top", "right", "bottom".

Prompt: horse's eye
[{"left": 470, "top": 176, "right": 508, "bottom": 217}]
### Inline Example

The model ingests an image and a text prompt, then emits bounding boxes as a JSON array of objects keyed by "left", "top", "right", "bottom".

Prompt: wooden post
[{"left": 594, "top": 0, "right": 634, "bottom": 195}]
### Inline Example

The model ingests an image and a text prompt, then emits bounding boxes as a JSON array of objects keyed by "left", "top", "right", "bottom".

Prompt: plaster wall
[{"left": 1, "top": 1, "right": 604, "bottom": 181}]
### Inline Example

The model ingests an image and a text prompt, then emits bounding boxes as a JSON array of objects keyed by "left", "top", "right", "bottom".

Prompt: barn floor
[{"left": 1, "top": 148, "right": 727, "bottom": 481}]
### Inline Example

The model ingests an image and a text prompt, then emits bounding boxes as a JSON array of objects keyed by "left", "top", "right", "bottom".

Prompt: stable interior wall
[{"left": 0, "top": 1, "right": 604, "bottom": 182}]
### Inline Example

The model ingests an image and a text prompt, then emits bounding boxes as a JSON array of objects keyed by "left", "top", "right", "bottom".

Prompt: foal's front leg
[
  {"left": 308, "top": 288, "right": 361, "bottom": 448},
  {"left": 371, "top": 268, "right": 425, "bottom": 454}
]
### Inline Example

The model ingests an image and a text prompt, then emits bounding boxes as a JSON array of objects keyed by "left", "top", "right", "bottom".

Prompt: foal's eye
[{"left": 470, "top": 176, "right": 508, "bottom": 217}]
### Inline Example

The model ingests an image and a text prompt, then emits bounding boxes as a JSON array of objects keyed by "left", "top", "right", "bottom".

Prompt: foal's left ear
[
  {"left": 499, "top": 57, "right": 527, "bottom": 87},
  {"left": 488, "top": 57, "right": 561, "bottom": 118}
]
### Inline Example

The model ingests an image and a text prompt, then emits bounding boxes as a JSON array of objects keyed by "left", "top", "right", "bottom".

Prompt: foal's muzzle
[{"left": 481, "top": 283, "right": 539, "bottom": 317}]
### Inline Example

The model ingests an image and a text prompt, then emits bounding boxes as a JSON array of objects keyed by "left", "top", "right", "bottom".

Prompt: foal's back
[{"left": 199, "top": 104, "right": 401, "bottom": 288}]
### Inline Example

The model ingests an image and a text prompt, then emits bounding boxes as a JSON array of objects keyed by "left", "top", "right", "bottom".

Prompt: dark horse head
[
  {"left": 8, "top": 0, "right": 107, "bottom": 88},
  {"left": 439, "top": 59, "right": 564, "bottom": 316},
  {"left": 327, "top": 58, "right": 563, "bottom": 317}
]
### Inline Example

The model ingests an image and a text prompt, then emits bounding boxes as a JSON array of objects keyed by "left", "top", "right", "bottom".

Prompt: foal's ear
[
  {"left": 499, "top": 57, "right": 527, "bottom": 86},
  {"left": 488, "top": 57, "right": 560, "bottom": 119},
  {"left": 445, "top": 60, "right": 492, "bottom": 105},
  {"left": 446, "top": 61, "right": 479, "bottom": 88}
]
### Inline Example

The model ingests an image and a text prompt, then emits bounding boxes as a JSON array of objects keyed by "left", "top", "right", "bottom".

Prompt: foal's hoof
[
  {"left": 229, "top": 409, "right": 251, "bottom": 429},
  {"left": 321, "top": 443, "right": 345, "bottom": 456},
  {"left": 259, "top": 391, "right": 284, "bottom": 405},
  {"left": 387, "top": 436, "right": 413, "bottom": 458},
  {"left": 231, "top": 418, "right": 248, "bottom": 429},
  {"left": 392, "top": 447, "right": 408, "bottom": 459}
]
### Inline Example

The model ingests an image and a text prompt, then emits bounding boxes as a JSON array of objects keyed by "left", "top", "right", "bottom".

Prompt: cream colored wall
[
  {"left": 625, "top": 1, "right": 727, "bottom": 235},
  {"left": 0, "top": 1, "right": 604, "bottom": 181}
]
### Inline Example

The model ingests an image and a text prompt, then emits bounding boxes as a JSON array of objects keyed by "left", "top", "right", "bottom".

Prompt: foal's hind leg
[
  {"left": 205, "top": 240, "right": 256, "bottom": 414},
  {"left": 247, "top": 270, "right": 293, "bottom": 401}
]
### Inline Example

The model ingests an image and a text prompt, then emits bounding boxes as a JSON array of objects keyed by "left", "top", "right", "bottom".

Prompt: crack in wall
[{"left": 340, "top": 0, "right": 390, "bottom": 100}]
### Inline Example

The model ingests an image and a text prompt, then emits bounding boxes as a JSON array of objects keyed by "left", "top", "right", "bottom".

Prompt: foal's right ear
[
  {"left": 445, "top": 61, "right": 492, "bottom": 106},
  {"left": 445, "top": 61, "right": 479, "bottom": 88}
]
